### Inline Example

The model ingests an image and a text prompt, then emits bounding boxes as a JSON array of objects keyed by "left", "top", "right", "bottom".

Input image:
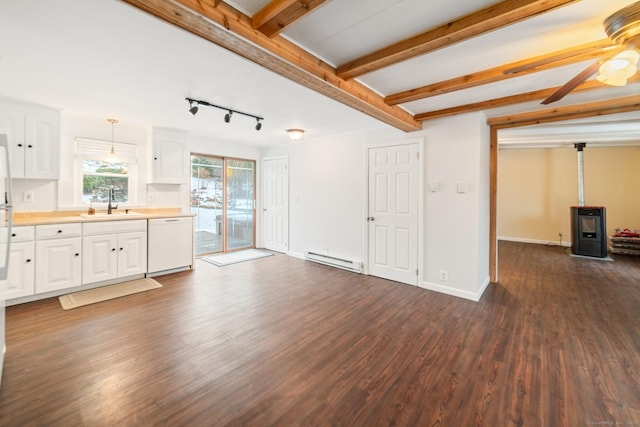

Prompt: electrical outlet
[
  {"left": 439, "top": 270, "right": 448, "bottom": 281},
  {"left": 23, "top": 191, "right": 34, "bottom": 202}
]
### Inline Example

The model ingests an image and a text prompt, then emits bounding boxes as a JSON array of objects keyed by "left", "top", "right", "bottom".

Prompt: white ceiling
[{"left": 1, "top": 0, "right": 639, "bottom": 147}]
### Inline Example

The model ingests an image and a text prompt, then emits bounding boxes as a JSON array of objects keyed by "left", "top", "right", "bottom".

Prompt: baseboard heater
[{"left": 304, "top": 251, "right": 363, "bottom": 273}]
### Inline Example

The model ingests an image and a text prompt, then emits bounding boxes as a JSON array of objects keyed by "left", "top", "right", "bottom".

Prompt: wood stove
[
  {"left": 569, "top": 143, "right": 607, "bottom": 258},
  {"left": 571, "top": 206, "right": 607, "bottom": 258}
]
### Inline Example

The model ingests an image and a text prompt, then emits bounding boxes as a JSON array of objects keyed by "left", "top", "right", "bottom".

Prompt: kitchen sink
[{"left": 80, "top": 212, "right": 144, "bottom": 218}]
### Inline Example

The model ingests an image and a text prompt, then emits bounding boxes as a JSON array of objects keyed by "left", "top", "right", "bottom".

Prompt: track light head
[
  {"left": 224, "top": 111, "right": 232, "bottom": 123},
  {"left": 255, "top": 119, "right": 262, "bottom": 131},
  {"left": 187, "top": 99, "right": 199, "bottom": 115}
]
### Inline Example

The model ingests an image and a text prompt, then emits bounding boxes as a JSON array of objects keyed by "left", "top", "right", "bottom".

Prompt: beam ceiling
[
  {"left": 336, "top": 0, "right": 581, "bottom": 80},
  {"left": 122, "top": 0, "right": 421, "bottom": 132},
  {"left": 487, "top": 94, "right": 640, "bottom": 128},
  {"left": 385, "top": 39, "right": 616, "bottom": 106},
  {"left": 252, "top": 0, "right": 329, "bottom": 38}
]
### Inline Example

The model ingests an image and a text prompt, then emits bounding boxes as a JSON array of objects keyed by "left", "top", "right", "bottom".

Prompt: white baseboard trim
[
  {"left": 420, "top": 276, "right": 491, "bottom": 302},
  {"left": 285, "top": 251, "right": 492, "bottom": 302},
  {"left": 498, "top": 235, "right": 570, "bottom": 247}
]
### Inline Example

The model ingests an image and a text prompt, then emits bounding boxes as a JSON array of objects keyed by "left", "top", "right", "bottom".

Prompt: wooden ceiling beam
[
  {"left": 121, "top": 0, "right": 421, "bottom": 132},
  {"left": 414, "top": 78, "right": 640, "bottom": 121},
  {"left": 336, "top": 0, "right": 580, "bottom": 80},
  {"left": 385, "top": 39, "right": 616, "bottom": 106},
  {"left": 414, "top": 80, "right": 607, "bottom": 122},
  {"left": 253, "top": 0, "right": 328, "bottom": 38},
  {"left": 487, "top": 94, "right": 640, "bottom": 129}
]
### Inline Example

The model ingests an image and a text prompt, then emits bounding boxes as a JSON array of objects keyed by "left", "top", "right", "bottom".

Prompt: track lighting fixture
[
  {"left": 185, "top": 97, "right": 264, "bottom": 131},
  {"left": 188, "top": 99, "right": 199, "bottom": 115}
]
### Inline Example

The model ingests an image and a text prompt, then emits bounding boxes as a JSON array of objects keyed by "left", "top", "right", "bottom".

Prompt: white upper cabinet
[
  {"left": 0, "top": 99, "right": 60, "bottom": 179},
  {"left": 24, "top": 109, "right": 60, "bottom": 179},
  {"left": 147, "top": 127, "right": 186, "bottom": 184}
]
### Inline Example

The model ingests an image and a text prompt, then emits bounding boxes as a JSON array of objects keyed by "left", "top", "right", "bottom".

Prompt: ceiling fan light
[{"left": 596, "top": 50, "right": 639, "bottom": 86}]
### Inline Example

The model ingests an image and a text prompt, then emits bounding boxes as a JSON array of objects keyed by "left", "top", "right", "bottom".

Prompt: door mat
[
  {"left": 58, "top": 278, "right": 162, "bottom": 310},
  {"left": 201, "top": 249, "right": 273, "bottom": 267}
]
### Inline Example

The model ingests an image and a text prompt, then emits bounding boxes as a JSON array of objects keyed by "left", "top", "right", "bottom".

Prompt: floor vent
[{"left": 304, "top": 251, "right": 363, "bottom": 273}]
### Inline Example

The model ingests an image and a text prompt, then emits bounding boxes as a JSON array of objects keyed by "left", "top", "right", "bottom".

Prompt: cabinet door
[
  {"left": 0, "top": 109, "right": 25, "bottom": 178},
  {"left": 24, "top": 110, "right": 59, "bottom": 179},
  {"left": 150, "top": 130, "right": 185, "bottom": 184},
  {"left": 82, "top": 234, "right": 118, "bottom": 284},
  {"left": 6, "top": 242, "right": 35, "bottom": 299},
  {"left": 117, "top": 231, "right": 147, "bottom": 277},
  {"left": 35, "top": 238, "right": 81, "bottom": 293}
]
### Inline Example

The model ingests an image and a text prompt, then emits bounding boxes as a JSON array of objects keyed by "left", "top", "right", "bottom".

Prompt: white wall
[
  {"left": 422, "top": 113, "right": 490, "bottom": 299},
  {"left": 263, "top": 112, "right": 491, "bottom": 301}
]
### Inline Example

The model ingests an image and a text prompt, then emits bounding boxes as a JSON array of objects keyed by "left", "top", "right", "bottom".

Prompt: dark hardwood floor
[{"left": 1, "top": 241, "right": 639, "bottom": 426}]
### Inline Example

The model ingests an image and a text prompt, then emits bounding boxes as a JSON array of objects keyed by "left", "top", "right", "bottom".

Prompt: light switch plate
[
  {"left": 456, "top": 183, "right": 467, "bottom": 193},
  {"left": 428, "top": 182, "right": 439, "bottom": 193}
]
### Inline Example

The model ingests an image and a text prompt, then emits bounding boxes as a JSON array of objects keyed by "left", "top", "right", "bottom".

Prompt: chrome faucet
[{"left": 107, "top": 187, "right": 118, "bottom": 214}]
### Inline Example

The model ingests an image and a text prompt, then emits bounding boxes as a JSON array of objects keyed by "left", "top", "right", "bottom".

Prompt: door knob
[{"left": 367, "top": 217, "right": 375, "bottom": 222}]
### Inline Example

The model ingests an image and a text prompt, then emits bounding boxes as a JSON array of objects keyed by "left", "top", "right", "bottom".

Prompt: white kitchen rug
[
  {"left": 58, "top": 278, "right": 162, "bottom": 310},
  {"left": 202, "top": 249, "right": 273, "bottom": 267}
]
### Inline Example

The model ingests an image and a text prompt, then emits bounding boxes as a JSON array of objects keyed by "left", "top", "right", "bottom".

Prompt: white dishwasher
[{"left": 147, "top": 217, "right": 193, "bottom": 275}]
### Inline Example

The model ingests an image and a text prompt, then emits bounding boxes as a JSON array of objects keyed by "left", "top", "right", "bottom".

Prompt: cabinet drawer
[
  {"left": 83, "top": 219, "right": 147, "bottom": 236},
  {"left": 36, "top": 223, "right": 82, "bottom": 240},
  {"left": 2, "top": 225, "right": 34, "bottom": 243}
]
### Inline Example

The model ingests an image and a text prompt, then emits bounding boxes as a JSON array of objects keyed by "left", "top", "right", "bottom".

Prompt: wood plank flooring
[{"left": 0, "top": 241, "right": 639, "bottom": 426}]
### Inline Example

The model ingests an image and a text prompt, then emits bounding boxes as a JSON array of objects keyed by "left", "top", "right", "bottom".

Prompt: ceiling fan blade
[
  {"left": 540, "top": 61, "right": 601, "bottom": 104},
  {"left": 541, "top": 45, "right": 629, "bottom": 105}
]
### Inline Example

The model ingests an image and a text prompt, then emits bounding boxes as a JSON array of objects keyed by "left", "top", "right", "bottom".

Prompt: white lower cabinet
[
  {"left": 82, "top": 220, "right": 147, "bottom": 285},
  {"left": 117, "top": 232, "right": 147, "bottom": 277},
  {"left": 5, "top": 226, "right": 35, "bottom": 300},
  {"left": 82, "top": 234, "right": 118, "bottom": 284},
  {"left": 35, "top": 235, "right": 82, "bottom": 294}
]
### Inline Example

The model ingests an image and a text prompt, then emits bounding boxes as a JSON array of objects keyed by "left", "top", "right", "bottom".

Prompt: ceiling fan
[{"left": 541, "top": 1, "right": 640, "bottom": 104}]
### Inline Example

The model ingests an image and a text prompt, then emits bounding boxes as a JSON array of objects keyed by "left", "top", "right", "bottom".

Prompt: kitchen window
[{"left": 75, "top": 138, "right": 138, "bottom": 206}]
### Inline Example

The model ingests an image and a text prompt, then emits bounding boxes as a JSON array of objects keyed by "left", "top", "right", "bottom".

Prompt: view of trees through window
[{"left": 82, "top": 160, "right": 129, "bottom": 203}]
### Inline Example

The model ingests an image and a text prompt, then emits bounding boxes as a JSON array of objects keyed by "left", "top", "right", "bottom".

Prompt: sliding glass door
[
  {"left": 226, "top": 159, "right": 255, "bottom": 251},
  {"left": 191, "top": 154, "right": 255, "bottom": 256}
]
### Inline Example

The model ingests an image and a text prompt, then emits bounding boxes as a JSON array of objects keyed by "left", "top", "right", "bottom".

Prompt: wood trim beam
[
  {"left": 122, "top": 0, "right": 421, "bottom": 132},
  {"left": 253, "top": 0, "right": 328, "bottom": 38},
  {"left": 487, "top": 94, "right": 640, "bottom": 129},
  {"left": 336, "top": 0, "right": 580, "bottom": 80},
  {"left": 414, "top": 78, "right": 639, "bottom": 121},
  {"left": 489, "top": 125, "right": 498, "bottom": 283},
  {"left": 385, "top": 39, "right": 615, "bottom": 106}
]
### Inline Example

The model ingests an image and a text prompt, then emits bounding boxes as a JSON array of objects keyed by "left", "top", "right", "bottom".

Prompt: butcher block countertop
[{"left": 13, "top": 208, "right": 194, "bottom": 226}]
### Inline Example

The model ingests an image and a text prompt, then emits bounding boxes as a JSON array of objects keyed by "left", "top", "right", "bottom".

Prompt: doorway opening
[{"left": 191, "top": 154, "right": 256, "bottom": 256}]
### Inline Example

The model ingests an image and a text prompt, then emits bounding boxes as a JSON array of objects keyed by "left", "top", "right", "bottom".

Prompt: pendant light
[{"left": 105, "top": 118, "right": 120, "bottom": 163}]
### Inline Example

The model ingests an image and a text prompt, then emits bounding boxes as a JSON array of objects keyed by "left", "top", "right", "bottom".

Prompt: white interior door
[
  {"left": 368, "top": 144, "right": 419, "bottom": 285},
  {"left": 262, "top": 157, "right": 288, "bottom": 253}
]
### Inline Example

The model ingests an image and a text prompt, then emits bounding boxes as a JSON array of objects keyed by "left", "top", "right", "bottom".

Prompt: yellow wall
[{"left": 498, "top": 146, "right": 640, "bottom": 244}]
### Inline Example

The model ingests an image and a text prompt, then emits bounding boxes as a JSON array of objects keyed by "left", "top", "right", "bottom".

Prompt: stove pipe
[{"left": 574, "top": 143, "right": 586, "bottom": 207}]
